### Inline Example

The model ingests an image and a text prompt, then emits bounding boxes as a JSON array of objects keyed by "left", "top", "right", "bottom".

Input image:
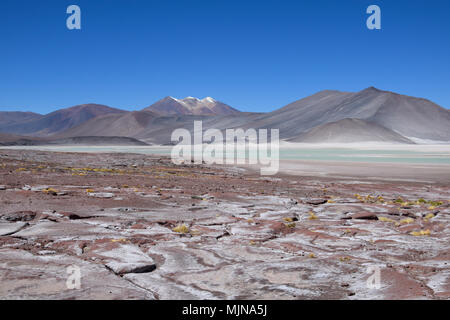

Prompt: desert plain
[{"left": 0, "top": 147, "right": 449, "bottom": 300}]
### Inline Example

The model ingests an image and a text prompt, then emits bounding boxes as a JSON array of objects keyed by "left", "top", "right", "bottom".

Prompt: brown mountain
[
  {"left": 0, "top": 111, "right": 43, "bottom": 127},
  {"left": 0, "top": 104, "right": 127, "bottom": 137}
]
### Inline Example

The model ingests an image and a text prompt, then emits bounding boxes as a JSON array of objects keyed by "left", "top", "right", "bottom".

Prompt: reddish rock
[{"left": 348, "top": 212, "right": 379, "bottom": 220}]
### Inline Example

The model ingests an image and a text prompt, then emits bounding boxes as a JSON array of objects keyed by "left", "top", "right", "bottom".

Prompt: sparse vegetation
[
  {"left": 308, "top": 212, "right": 318, "bottom": 220},
  {"left": 172, "top": 224, "right": 189, "bottom": 234},
  {"left": 410, "top": 229, "right": 431, "bottom": 236}
]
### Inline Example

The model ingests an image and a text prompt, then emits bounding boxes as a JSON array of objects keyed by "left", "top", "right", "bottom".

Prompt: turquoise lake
[{"left": 2, "top": 145, "right": 450, "bottom": 165}]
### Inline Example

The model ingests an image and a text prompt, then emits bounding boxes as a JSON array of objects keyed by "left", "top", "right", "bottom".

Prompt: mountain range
[{"left": 1, "top": 88, "right": 449, "bottom": 145}]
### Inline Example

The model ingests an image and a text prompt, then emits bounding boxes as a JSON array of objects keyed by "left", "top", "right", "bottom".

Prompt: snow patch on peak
[
  {"left": 202, "top": 97, "right": 216, "bottom": 103},
  {"left": 174, "top": 96, "right": 219, "bottom": 111},
  {"left": 168, "top": 96, "right": 217, "bottom": 104},
  {"left": 167, "top": 96, "right": 181, "bottom": 102},
  {"left": 147, "top": 95, "right": 237, "bottom": 115},
  {"left": 184, "top": 96, "right": 200, "bottom": 101}
]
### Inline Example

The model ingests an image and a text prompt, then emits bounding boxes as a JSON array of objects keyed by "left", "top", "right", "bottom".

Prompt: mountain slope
[
  {"left": 58, "top": 111, "right": 159, "bottom": 139},
  {"left": 366, "top": 90, "right": 450, "bottom": 141},
  {"left": 143, "top": 96, "right": 240, "bottom": 116},
  {"left": 57, "top": 111, "right": 263, "bottom": 145},
  {"left": 246, "top": 87, "right": 450, "bottom": 141},
  {"left": 0, "top": 104, "right": 127, "bottom": 137},
  {"left": 290, "top": 118, "right": 414, "bottom": 143}
]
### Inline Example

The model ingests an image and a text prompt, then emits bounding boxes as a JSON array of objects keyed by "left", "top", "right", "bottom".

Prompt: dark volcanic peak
[{"left": 143, "top": 96, "right": 240, "bottom": 116}]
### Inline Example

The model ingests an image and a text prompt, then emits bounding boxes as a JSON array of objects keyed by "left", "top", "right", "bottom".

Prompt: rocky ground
[{"left": 0, "top": 149, "right": 449, "bottom": 300}]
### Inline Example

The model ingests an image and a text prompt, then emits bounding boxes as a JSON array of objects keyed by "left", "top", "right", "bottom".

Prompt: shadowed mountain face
[
  {"left": 290, "top": 118, "right": 414, "bottom": 143},
  {"left": 0, "top": 104, "right": 126, "bottom": 137},
  {"left": 143, "top": 96, "right": 241, "bottom": 116}
]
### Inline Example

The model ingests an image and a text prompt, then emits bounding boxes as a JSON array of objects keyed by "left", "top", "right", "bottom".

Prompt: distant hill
[
  {"left": 0, "top": 135, "right": 147, "bottom": 146},
  {"left": 143, "top": 96, "right": 241, "bottom": 116},
  {"left": 0, "top": 133, "right": 41, "bottom": 143},
  {"left": 0, "top": 104, "right": 127, "bottom": 137},
  {"left": 0, "top": 111, "right": 43, "bottom": 127},
  {"left": 43, "top": 136, "right": 148, "bottom": 146},
  {"left": 290, "top": 118, "right": 414, "bottom": 144}
]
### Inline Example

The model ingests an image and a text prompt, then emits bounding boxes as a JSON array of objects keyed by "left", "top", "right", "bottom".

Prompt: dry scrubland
[{"left": 0, "top": 149, "right": 449, "bottom": 299}]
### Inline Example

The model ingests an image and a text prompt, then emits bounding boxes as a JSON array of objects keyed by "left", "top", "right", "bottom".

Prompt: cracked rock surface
[{"left": 0, "top": 150, "right": 449, "bottom": 299}]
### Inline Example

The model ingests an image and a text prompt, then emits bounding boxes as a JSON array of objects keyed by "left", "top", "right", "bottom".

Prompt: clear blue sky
[{"left": 1, "top": 0, "right": 449, "bottom": 114}]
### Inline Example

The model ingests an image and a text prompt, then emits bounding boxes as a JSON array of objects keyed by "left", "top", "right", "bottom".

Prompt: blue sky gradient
[{"left": 1, "top": 0, "right": 449, "bottom": 114}]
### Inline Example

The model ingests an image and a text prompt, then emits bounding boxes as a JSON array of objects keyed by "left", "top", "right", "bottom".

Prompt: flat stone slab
[
  {"left": 88, "top": 193, "right": 115, "bottom": 198},
  {"left": 0, "top": 222, "right": 29, "bottom": 236},
  {"left": 91, "top": 243, "right": 157, "bottom": 275},
  {"left": 305, "top": 198, "right": 328, "bottom": 205},
  {"left": 347, "top": 212, "right": 379, "bottom": 220},
  {"left": 0, "top": 249, "right": 154, "bottom": 299}
]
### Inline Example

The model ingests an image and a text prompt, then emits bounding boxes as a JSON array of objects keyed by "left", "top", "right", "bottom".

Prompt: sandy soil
[
  {"left": 280, "top": 142, "right": 450, "bottom": 152},
  {"left": 278, "top": 160, "right": 450, "bottom": 183},
  {"left": 0, "top": 149, "right": 449, "bottom": 300}
]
